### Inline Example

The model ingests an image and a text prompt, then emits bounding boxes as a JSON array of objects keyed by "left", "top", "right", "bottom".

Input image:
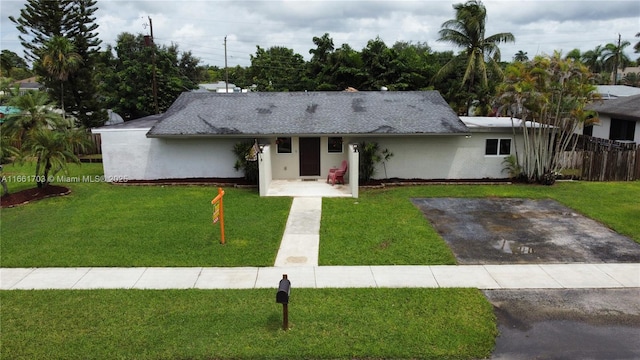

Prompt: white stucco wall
[
  {"left": 350, "top": 132, "right": 523, "bottom": 180},
  {"left": 95, "top": 127, "right": 522, "bottom": 182},
  {"left": 95, "top": 128, "right": 244, "bottom": 180},
  {"left": 590, "top": 115, "right": 640, "bottom": 142}
]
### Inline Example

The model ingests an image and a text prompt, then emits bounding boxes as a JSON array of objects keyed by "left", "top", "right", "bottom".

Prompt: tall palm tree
[
  {"left": 634, "top": 32, "right": 640, "bottom": 61},
  {"left": 41, "top": 36, "right": 82, "bottom": 119},
  {"left": 436, "top": 0, "right": 515, "bottom": 113},
  {"left": 602, "top": 40, "right": 631, "bottom": 84}
]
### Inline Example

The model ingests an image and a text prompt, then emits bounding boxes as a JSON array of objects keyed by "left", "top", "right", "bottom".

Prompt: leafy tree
[
  {"left": 97, "top": 33, "right": 200, "bottom": 120},
  {"left": 249, "top": 46, "right": 308, "bottom": 91},
  {"left": 308, "top": 33, "right": 335, "bottom": 89},
  {"left": 581, "top": 45, "right": 606, "bottom": 74},
  {"left": 41, "top": 36, "right": 82, "bottom": 119},
  {"left": 325, "top": 44, "right": 367, "bottom": 90},
  {"left": 0, "top": 50, "right": 31, "bottom": 79},
  {"left": 495, "top": 53, "right": 598, "bottom": 184},
  {"left": 389, "top": 41, "right": 433, "bottom": 90},
  {"left": 10, "top": 0, "right": 106, "bottom": 128},
  {"left": 361, "top": 37, "right": 397, "bottom": 90},
  {"left": 564, "top": 49, "right": 582, "bottom": 61},
  {"left": 436, "top": 0, "right": 515, "bottom": 114}
]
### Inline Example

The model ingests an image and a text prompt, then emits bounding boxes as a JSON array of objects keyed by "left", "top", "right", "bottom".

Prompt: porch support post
[
  {"left": 348, "top": 143, "right": 359, "bottom": 198},
  {"left": 258, "top": 144, "right": 272, "bottom": 196}
]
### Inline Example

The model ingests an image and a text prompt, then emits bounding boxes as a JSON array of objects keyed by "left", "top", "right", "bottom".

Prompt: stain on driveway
[{"left": 411, "top": 198, "right": 640, "bottom": 264}]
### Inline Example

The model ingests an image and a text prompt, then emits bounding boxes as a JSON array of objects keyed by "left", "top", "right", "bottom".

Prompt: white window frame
[{"left": 485, "top": 138, "right": 512, "bottom": 156}]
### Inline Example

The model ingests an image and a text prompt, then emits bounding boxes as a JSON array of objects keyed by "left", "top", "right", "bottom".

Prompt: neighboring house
[
  {"left": 585, "top": 94, "right": 640, "bottom": 143},
  {"left": 195, "top": 81, "right": 249, "bottom": 93},
  {"left": 595, "top": 85, "right": 640, "bottom": 99},
  {"left": 13, "top": 76, "right": 43, "bottom": 94},
  {"left": 93, "top": 91, "right": 528, "bottom": 197}
]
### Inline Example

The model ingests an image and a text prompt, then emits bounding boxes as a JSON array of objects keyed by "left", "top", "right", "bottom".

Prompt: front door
[{"left": 299, "top": 137, "right": 320, "bottom": 176}]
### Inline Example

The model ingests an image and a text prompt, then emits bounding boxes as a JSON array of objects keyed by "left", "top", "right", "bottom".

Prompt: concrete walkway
[
  {"left": 274, "top": 197, "right": 321, "bottom": 267},
  {"left": 2, "top": 196, "right": 639, "bottom": 290}
]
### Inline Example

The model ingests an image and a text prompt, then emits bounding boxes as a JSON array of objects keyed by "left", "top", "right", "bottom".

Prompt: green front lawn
[
  {"left": 0, "top": 288, "right": 497, "bottom": 360},
  {"left": 2, "top": 161, "right": 639, "bottom": 267},
  {"left": 320, "top": 181, "right": 640, "bottom": 265}
]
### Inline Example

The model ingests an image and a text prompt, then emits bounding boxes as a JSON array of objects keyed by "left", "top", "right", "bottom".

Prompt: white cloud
[{"left": 1, "top": 0, "right": 638, "bottom": 67}]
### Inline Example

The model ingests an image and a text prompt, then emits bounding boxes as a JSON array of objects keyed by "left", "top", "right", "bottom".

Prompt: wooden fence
[{"left": 567, "top": 135, "right": 639, "bottom": 181}]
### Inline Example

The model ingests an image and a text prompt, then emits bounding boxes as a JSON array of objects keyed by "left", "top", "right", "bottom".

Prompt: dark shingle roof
[
  {"left": 147, "top": 91, "right": 469, "bottom": 137},
  {"left": 587, "top": 94, "right": 640, "bottom": 121}
]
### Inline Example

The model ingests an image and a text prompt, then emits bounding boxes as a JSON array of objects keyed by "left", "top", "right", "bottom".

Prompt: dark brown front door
[{"left": 299, "top": 137, "right": 320, "bottom": 176}]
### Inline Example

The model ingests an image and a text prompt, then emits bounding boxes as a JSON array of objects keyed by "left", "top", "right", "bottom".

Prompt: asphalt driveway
[
  {"left": 412, "top": 197, "right": 640, "bottom": 359},
  {"left": 411, "top": 197, "right": 640, "bottom": 264}
]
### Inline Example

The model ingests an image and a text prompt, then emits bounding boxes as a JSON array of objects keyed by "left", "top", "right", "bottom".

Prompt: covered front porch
[{"left": 258, "top": 143, "right": 360, "bottom": 198}]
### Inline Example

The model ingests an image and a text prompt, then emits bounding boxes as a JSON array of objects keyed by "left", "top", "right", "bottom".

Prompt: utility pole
[
  {"left": 224, "top": 35, "right": 229, "bottom": 93},
  {"left": 149, "top": 16, "right": 159, "bottom": 114}
]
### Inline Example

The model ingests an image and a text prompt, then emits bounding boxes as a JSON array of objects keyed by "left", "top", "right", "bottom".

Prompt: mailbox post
[{"left": 276, "top": 274, "right": 291, "bottom": 330}]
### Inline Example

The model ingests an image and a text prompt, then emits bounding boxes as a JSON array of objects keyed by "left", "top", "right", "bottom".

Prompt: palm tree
[
  {"left": 436, "top": 0, "right": 515, "bottom": 113},
  {"left": 634, "top": 32, "right": 640, "bottom": 61},
  {"left": 4, "top": 91, "right": 61, "bottom": 145},
  {"left": 581, "top": 45, "right": 606, "bottom": 73},
  {"left": 514, "top": 50, "right": 528, "bottom": 62},
  {"left": 602, "top": 40, "right": 631, "bottom": 84},
  {"left": 24, "top": 125, "right": 89, "bottom": 188},
  {"left": 4, "top": 91, "right": 81, "bottom": 188},
  {"left": 41, "top": 36, "right": 82, "bottom": 119}
]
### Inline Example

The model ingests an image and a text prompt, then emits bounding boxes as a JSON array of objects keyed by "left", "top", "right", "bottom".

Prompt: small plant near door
[
  {"left": 358, "top": 141, "right": 393, "bottom": 183},
  {"left": 232, "top": 141, "right": 258, "bottom": 184}
]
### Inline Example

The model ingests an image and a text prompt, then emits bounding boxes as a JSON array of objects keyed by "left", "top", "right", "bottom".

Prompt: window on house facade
[
  {"left": 276, "top": 137, "right": 292, "bottom": 153},
  {"left": 609, "top": 118, "right": 636, "bottom": 141},
  {"left": 327, "top": 137, "right": 343, "bottom": 153},
  {"left": 485, "top": 138, "right": 511, "bottom": 156}
]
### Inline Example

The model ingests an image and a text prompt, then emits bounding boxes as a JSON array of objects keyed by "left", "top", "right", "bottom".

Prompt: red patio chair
[{"left": 327, "top": 160, "right": 348, "bottom": 185}]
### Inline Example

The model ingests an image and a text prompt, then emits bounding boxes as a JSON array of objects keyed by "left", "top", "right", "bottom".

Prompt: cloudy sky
[{"left": 1, "top": 0, "right": 639, "bottom": 68}]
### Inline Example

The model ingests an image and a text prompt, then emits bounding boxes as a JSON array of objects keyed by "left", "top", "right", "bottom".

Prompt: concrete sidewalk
[
  {"left": 2, "top": 263, "right": 639, "bottom": 290},
  {"left": 3, "top": 196, "right": 639, "bottom": 291}
]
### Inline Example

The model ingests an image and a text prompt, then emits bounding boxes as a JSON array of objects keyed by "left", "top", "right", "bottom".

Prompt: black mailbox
[{"left": 276, "top": 275, "right": 291, "bottom": 304}]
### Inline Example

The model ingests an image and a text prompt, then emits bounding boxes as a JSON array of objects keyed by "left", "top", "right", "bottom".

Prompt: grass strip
[
  {"left": 320, "top": 181, "right": 640, "bottom": 265},
  {"left": 0, "top": 288, "right": 497, "bottom": 360}
]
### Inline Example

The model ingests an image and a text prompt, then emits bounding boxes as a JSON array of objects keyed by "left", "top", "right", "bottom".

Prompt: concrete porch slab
[{"left": 266, "top": 179, "right": 352, "bottom": 197}]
